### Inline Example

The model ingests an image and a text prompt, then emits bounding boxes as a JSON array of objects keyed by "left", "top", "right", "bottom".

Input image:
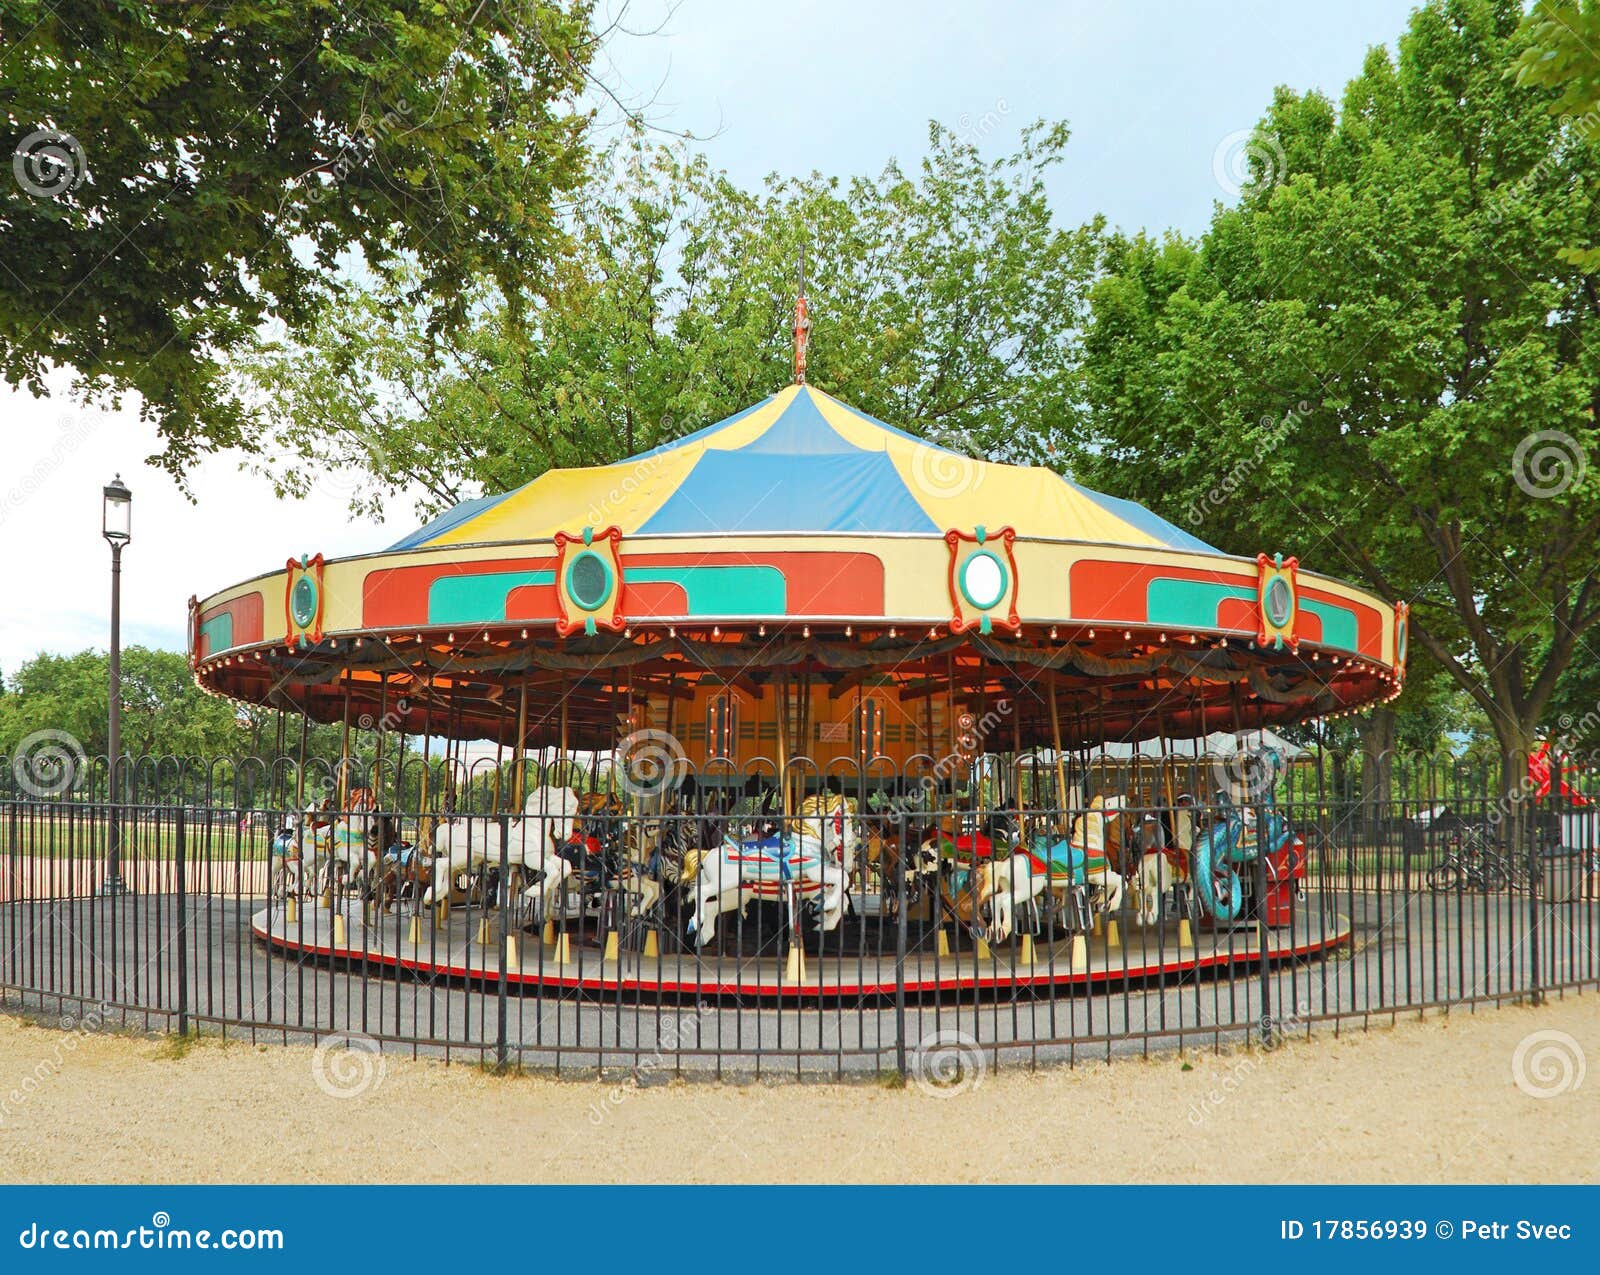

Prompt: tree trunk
[{"left": 1358, "top": 707, "right": 1397, "bottom": 844}]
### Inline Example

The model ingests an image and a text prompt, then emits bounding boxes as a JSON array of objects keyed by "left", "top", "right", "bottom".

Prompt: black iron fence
[{"left": 2, "top": 751, "right": 1598, "bottom": 1080}]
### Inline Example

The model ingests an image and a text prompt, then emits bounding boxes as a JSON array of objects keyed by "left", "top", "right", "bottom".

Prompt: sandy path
[{"left": 0, "top": 996, "right": 1595, "bottom": 1184}]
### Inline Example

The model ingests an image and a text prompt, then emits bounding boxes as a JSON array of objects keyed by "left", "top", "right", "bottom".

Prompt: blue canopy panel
[
  {"left": 387, "top": 491, "right": 514, "bottom": 551},
  {"left": 1067, "top": 479, "right": 1219, "bottom": 554},
  {"left": 739, "top": 390, "right": 857, "bottom": 454},
  {"left": 637, "top": 451, "right": 939, "bottom": 534}
]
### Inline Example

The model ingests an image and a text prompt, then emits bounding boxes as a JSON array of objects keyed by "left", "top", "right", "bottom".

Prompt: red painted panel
[
  {"left": 362, "top": 557, "right": 556, "bottom": 627},
  {"left": 1216, "top": 597, "right": 1258, "bottom": 633},
  {"left": 198, "top": 591, "right": 264, "bottom": 656},
  {"left": 624, "top": 580, "right": 690, "bottom": 617},
  {"left": 504, "top": 584, "right": 560, "bottom": 622},
  {"left": 1070, "top": 559, "right": 1250, "bottom": 624},
  {"left": 1300, "top": 585, "right": 1383, "bottom": 659},
  {"left": 232, "top": 591, "right": 264, "bottom": 644}
]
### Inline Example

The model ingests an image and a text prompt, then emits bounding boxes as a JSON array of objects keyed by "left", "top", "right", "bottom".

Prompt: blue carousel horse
[{"left": 1190, "top": 748, "right": 1299, "bottom": 924}]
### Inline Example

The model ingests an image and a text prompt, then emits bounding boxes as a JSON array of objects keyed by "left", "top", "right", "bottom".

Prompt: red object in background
[
  {"left": 1529, "top": 742, "right": 1592, "bottom": 806},
  {"left": 1261, "top": 834, "right": 1306, "bottom": 927}
]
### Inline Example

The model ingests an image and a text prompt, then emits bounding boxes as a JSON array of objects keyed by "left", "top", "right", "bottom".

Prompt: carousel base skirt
[{"left": 250, "top": 899, "right": 1351, "bottom": 1000}]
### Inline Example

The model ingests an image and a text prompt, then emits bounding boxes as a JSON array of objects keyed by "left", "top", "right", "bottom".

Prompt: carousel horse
[
  {"left": 684, "top": 799, "right": 857, "bottom": 947},
  {"left": 798, "top": 792, "right": 860, "bottom": 882},
  {"left": 373, "top": 824, "right": 437, "bottom": 914},
  {"left": 560, "top": 791, "right": 661, "bottom": 918},
  {"left": 1189, "top": 749, "right": 1303, "bottom": 924},
  {"left": 423, "top": 784, "right": 581, "bottom": 918},
  {"left": 286, "top": 789, "right": 385, "bottom": 902},
  {"left": 269, "top": 813, "right": 304, "bottom": 903},
  {"left": 1020, "top": 796, "right": 1126, "bottom": 919},
  {"left": 861, "top": 816, "right": 941, "bottom": 913},
  {"left": 936, "top": 815, "right": 1049, "bottom": 944}
]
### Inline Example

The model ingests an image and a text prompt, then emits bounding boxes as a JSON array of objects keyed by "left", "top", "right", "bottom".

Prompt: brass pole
[{"left": 512, "top": 676, "right": 528, "bottom": 811}]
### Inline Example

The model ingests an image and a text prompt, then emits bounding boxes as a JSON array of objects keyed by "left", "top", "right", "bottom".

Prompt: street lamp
[{"left": 101, "top": 474, "right": 131, "bottom": 897}]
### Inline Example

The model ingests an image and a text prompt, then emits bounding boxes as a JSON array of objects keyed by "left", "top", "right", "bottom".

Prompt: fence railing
[{"left": 3, "top": 772, "right": 1597, "bottom": 1078}]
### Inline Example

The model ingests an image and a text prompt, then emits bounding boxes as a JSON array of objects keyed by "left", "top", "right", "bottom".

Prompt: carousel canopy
[
  {"left": 190, "top": 380, "right": 1406, "bottom": 750},
  {"left": 389, "top": 385, "right": 1219, "bottom": 552}
]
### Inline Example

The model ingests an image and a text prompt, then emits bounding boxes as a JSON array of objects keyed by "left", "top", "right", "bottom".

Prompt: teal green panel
[
  {"left": 1302, "top": 599, "right": 1359, "bottom": 651},
  {"left": 630, "top": 566, "right": 786, "bottom": 615},
  {"left": 1146, "top": 578, "right": 1255, "bottom": 628},
  {"left": 427, "top": 571, "right": 554, "bottom": 625},
  {"left": 199, "top": 613, "right": 233, "bottom": 652}
]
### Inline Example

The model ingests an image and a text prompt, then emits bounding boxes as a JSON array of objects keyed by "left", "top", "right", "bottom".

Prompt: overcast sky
[{"left": 0, "top": 0, "right": 1421, "bottom": 678}]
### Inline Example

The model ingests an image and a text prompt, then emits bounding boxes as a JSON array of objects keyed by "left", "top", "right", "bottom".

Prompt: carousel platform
[{"left": 250, "top": 898, "right": 1352, "bottom": 1000}]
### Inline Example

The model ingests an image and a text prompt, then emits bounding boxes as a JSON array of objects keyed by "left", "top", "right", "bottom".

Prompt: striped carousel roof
[{"left": 390, "top": 385, "right": 1217, "bottom": 552}]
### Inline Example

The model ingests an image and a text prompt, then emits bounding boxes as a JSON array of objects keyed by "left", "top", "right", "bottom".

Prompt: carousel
[{"left": 190, "top": 303, "right": 1407, "bottom": 1000}]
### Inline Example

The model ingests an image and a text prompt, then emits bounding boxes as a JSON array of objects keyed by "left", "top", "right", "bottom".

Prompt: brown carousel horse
[{"left": 861, "top": 815, "right": 942, "bottom": 916}]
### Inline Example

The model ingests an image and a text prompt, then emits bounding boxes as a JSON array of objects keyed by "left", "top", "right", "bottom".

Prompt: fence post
[
  {"left": 175, "top": 807, "right": 189, "bottom": 1037},
  {"left": 1254, "top": 800, "right": 1274, "bottom": 1049},
  {"left": 894, "top": 810, "right": 909, "bottom": 1080},
  {"left": 496, "top": 813, "right": 510, "bottom": 1071},
  {"left": 1526, "top": 770, "right": 1543, "bottom": 1007}
]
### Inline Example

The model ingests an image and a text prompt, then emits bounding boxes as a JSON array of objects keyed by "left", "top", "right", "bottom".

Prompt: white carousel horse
[
  {"left": 1027, "top": 796, "right": 1126, "bottom": 923},
  {"left": 423, "top": 784, "right": 581, "bottom": 916},
  {"left": 269, "top": 812, "right": 305, "bottom": 902},
  {"left": 281, "top": 792, "right": 383, "bottom": 899},
  {"left": 959, "top": 851, "right": 1047, "bottom": 944},
  {"left": 685, "top": 805, "right": 858, "bottom": 947},
  {"left": 1128, "top": 800, "right": 1197, "bottom": 926}
]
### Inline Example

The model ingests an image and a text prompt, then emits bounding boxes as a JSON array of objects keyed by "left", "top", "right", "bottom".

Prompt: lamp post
[{"left": 101, "top": 475, "right": 131, "bottom": 897}]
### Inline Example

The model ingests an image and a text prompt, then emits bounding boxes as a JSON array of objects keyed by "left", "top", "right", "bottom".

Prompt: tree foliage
[
  {"left": 1512, "top": 1, "right": 1600, "bottom": 268},
  {"left": 240, "top": 123, "right": 1101, "bottom": 521},
  {"left": 1073, "top": 0, "right": 1600, "bottom": 765},
  {"left": 0, "top": 0, "right": 595, "bottom": 471}
]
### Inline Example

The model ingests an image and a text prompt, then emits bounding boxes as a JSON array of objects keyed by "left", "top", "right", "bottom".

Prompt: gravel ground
[{"left": 0, "top": 992, "right": 1595, "bottom": 1183}]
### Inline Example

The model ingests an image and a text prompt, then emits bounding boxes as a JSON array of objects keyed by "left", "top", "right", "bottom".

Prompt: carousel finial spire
[{"left": 793, "top": 243, "right": 810, "bottom": 385}]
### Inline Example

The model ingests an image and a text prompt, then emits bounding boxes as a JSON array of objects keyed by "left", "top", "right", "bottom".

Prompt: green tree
[
  {"left": 0, "top": 0, "right": 595, "bottom": 472},
  {"left": 1073, "top": 0, "right": 1600, "bottom": 788},
  {"left": 239, "top": 124, "right": 1101, "bottom": 521},
  {"left": 0, "top": 648, "right": 245, "bottom": 759},
  {"left": 1512, "top": 1, "right": 1600, "bottom": 268}
]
